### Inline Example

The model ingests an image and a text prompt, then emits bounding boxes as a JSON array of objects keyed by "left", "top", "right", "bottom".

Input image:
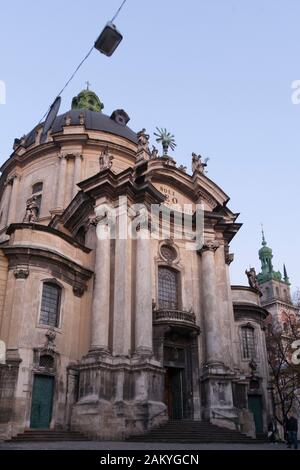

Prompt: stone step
[
  {"left": 127, "top": 420, "right": 266, "bottom": 444},
  {"left": 8, "top": 430, "right": 89, "bottom": 442}
]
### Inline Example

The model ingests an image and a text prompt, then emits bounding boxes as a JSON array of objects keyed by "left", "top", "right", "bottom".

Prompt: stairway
[
  {"left": 127, "top": 420, "right": 266, "bottom": 444},
  {"left": 7, "top": 429, "right": 89, "bottom": 442}
]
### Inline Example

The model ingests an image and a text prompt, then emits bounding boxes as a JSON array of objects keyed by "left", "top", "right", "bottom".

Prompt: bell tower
[{"left": 257, "top": 229, "right": 295, "bottom": 326}]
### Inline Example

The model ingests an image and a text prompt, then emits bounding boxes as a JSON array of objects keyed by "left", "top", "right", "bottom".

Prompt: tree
[
  {"left": 266, "top": 310, "right": 300, "bottom": 428},
  {"left": 292, "top": 287, "right": 300, "bottom": 309}
]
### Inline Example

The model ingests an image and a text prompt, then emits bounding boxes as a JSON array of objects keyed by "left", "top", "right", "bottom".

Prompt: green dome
[
  {"left": 72, "top": 89, "right": 104, "bottom": 112},
  {"left": 259, "top": 245, "right": 272, "bottom": 258},
  {"left": 257, "top": 229, "right": 283, "bottom": 284}
]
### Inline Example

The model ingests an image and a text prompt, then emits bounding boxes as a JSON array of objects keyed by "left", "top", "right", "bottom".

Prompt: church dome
[{"left": 24, "top": 89, "right": 138, "bottom": 148}]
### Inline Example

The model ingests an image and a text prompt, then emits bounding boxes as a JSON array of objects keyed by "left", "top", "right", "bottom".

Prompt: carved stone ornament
[
  {"left": 131, "top": 208, "right": 151, "bottom": 232},
  {"left": 79, "top": 113, "right": 85, "bottom": 125},
  {"left": 23, "top": 196, "right": 39, "bottom": 223},
  {"left": 249, "top": 358, "right": 258, "bottom": 376},
  {"left": 64, "top": 114, "right": 72, "bottom": 126},
  {"left": 245, "top": 267, "right": 261, "bottom": 293},
  {"left": 226, "top": 253, "right": 235, "bottom": 265},
  {"left": 200, "top": 241, "right": 220, "bottom": 253},
  {"left": 89, "top": 213, "right": 109, "bottom": 227},
  {"left": 192, "top": 153, "right": 209, "bottom": 174},
  {"left": 13, "top": 267, "right": 29, "bottom": 279},
  {"left": 178, "top": 165, "right": 187, "bottom": 173},
  {"left": 150, "top": 145, "right": 159, "bottom": 160},
  {"left": 41, "top": 330, "right": 57, "bottom": 354},
  {"left": 99, "top": 147, "right": 113, "bottom": 171},
  {"left": 137, "top": 128, "right": 150, "bottom": 152},
  {"left": 73, "top": 284, "right": 85, "bottom": 298}
]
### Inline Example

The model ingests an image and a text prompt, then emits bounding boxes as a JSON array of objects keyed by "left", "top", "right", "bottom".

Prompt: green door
[
  {"left": 248, "top": 395, "right": 263, "bottom": 434},
  {"left": 30, "top": 375, "right": 54, "bottom": 429}
]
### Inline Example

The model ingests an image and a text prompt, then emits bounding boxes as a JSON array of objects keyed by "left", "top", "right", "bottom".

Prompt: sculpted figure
[
  {"left": 245, "top": 267, "right": 260, "bottom": 291},
  {"left": 192, "top": 153, "right": 208, "bottom": 174},
  {"left": 23, "top": 196, "right": 39, "bottom": 223},
  {"left": 150, "top": 145, "right": 159, "bottom": 159},
  {"left": 99, "top": 147, "right": 113, "bottom": 171},
  {"left": 137, "top": 129, "right": 150, "bottom": 152}
]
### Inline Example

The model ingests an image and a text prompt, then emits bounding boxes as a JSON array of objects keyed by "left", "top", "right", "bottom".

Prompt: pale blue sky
[{"left": 0, "top": 1, "right": 299, "bottom": 291}]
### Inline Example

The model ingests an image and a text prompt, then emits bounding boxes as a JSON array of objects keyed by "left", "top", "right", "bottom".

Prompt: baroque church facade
[{"left": 0, "top": 89, "right": 272, "bottom": 440}]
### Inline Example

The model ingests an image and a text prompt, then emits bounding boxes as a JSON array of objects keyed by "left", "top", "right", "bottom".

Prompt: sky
[{"left": 0, "top": 0, "right": 299, "bottom": 292}]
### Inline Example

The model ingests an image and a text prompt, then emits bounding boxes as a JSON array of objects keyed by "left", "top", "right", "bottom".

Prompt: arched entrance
[{"left": 153, "top": 318, "right": 200, "bottom": 420}]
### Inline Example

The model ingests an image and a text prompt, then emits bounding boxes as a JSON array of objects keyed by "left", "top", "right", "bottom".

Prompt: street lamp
[{"left": 94, "top": 22, "right": 123, "bottom": 57}]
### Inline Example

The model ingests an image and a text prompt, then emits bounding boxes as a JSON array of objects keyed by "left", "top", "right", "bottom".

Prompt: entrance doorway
[
  {"left": 248, "top": 395, "right": 263, "bottom": 434},
  {"left": 30, "top": 375, "right": 54, "bottom": 429},
  {"left": 165, "top": 368, "right": 183, "bottom": 419}
]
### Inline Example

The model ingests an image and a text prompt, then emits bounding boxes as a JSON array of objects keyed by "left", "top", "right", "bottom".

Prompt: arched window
[
  {"left": 39, "top": 282, "right": 61, "bottom": 328},
  {"left": 241, "top": 326, "right": 255, "bottom": 359},
  {"left": 32, "top": 182, "right": 43, "bottom": 217},
  {"left": 158, "top": 267, "right": 178, "bottom": 310},
  {"left": 265, "top": 287, "right": 271, "bottom": 299}
]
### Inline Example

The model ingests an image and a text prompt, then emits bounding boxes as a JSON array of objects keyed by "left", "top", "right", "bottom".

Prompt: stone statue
[
  {"left": 245, "top": 267, "right": 260, "bottom": 291},
  {"left": 178, "top": 165, "right": 187, "bottom": 173},
  {"left": 192, "top": 153, "right": 208, "bottom": 174},
  {"left": 23, "top": 196, "right": 39, "bottom": 223},
  {"left": 41, "top": 330, "right": 56, "bottom": 355},
  {"left": 150, "top": 145, "right": 159, "bottom": 160},
  {"left": 249, "top": 358, "right": 257, "bottom": 375},
  {"left": 137, "top": 129, "right": 150, "bottom": 152},
  {"left": 99, "top": 147, "right": 113, "bottom": 171}
]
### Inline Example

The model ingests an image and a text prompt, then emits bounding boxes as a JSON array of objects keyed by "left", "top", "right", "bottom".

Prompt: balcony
[{"left": 153, "top": 309, "right": 199, "bottom": 332}]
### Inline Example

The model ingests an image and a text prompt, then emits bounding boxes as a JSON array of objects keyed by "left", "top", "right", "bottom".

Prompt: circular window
[{"left": 161, "top": 245, "right": 177, "bottom": 263}]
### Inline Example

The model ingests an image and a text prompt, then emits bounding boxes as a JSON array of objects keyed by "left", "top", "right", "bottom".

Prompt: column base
[
  {"left": 201, "top": 364, "right": 238, "bottom": 430},
  {"left": 134, "top": 347, "right": 153, "bottom": 358},
  {"left": 87, "top": 347, "right": 111, "bottom": 358}
]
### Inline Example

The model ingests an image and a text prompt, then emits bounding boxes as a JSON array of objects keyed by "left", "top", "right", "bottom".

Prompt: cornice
[
  {"left": 233, "top": 303, "right": 269, "bottom": 322},
  {"left": 2, "top": 245, "right": 93, "bottom": 295},
  {"left": 6, "top": 223, "right": 91, "bottom": 253}
]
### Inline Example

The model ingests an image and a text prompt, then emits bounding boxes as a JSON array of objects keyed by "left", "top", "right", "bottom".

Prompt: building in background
[{"left": 257, "top": 232, "right": 300, "bottom": 438}]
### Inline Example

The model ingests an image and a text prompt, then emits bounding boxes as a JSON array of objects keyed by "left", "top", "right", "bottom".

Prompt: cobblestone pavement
[{"left": 0, "top": 441, "right": 297, "bottom": 451}]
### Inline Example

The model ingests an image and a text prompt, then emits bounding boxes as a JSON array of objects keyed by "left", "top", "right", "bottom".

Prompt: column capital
[
  {"left": 89, "top": 213, "right": 111, "bottom": 228},
  {"left": 199, "top": 240, "right": 220, "bottom": 254},
  {"left": 13, "top": 267, "right": 29, "bottom": 279},
  {"left": 6, "top": 173, "right": 21, "bottom": 186}
]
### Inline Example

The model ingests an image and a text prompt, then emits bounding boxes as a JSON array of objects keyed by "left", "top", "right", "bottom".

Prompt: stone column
[
  {"left": 200, "top": 241, "right": 236, "bottom": 426},
  {"left": 113, "top": 207, "right": 132, "bottom": 357},
  {"left": 90, "top": 218, "right": 111, "bottom": 353},
  {"left": 72, "top": 154, "right": 83, "bottom": 198},
  {"left": 55, "top": 155, "right": 67, "bottom": 210},
  {"left": 7, "top": 175, "right": 20, "bottom": 225},
  {"left": 135, "top": 226, "right": 153, "bottom": 356},
  {"left": 200, "top": 241, "right": 223, "bottom": 366},
  {"left": 3, "top": 178, "right": 13, "bottom": 227}
]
